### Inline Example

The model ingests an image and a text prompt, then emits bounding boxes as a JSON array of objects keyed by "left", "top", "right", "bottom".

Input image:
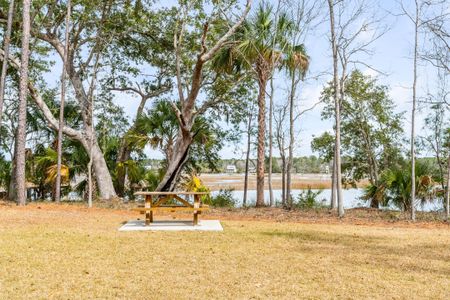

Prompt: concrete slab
[{"left": 119, "top": 220, "right": 223, "bottom": 232}]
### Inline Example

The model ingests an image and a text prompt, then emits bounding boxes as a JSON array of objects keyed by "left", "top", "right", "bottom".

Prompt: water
[{"left": 211, "top": 188, "right": 444, "bottom": 212}]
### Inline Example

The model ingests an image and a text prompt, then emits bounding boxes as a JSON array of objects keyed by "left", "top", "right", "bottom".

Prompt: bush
[
  {"left": 295, "top": 187, "right": 326, "bottom": 209},
  {"left": 209, "top": 189, "right": 236, "bottom": 208}
]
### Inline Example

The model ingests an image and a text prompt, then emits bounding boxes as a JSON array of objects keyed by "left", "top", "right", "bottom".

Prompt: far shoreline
[{"left": 199, "top": 173, "right": 369, "bottom": 191}]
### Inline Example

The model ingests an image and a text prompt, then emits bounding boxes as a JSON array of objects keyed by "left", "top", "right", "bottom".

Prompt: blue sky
[
  {"left": 213, "top": 0, "right": 441, "bottom": 159},
  {"left": 41, "top": 0, "right": 444, "bottom": 160}
]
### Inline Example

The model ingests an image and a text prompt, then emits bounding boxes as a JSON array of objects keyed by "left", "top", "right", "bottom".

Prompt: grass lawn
[{"left": 0, "top": 203, "right": 449, "bottom": 299}]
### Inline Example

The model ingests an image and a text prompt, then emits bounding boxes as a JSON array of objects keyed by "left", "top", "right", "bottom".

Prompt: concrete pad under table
[{"left": 119, "top": 220, "right": 223, "bottom": 232}]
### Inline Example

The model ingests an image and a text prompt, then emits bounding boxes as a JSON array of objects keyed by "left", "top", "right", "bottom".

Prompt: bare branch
[{"left": 200, "top": 0, "right": 252, "bottom": 62}]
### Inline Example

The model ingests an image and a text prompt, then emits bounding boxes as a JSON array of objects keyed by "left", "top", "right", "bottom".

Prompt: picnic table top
[{"left": 134, "top": 191, "right": 210, "bottom": 196}]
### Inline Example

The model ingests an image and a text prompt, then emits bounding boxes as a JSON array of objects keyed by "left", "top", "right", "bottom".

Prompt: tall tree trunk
[
  {"left": 0, "top": 47, "right": 117, "bottom": 200},
  {"left": 410, "top": 0, "right": 419, "bottom": 221},
  {"left": 445, "top": 152, "right": 449, "bottom": 221},
  {"left": 328, "top": 0, "right": 344, "bottom": 217},
  {"left": 87, "top": 105, "right": 94, "bottom": 207},
  {"left": 156, "top": 131, "right": 192, "bottom": 191},
  {"left": 281, "top": 156, "right": 286, "bottom": 207},
  {"left": 55, "top": 0, "right": 71, "bottom": 202},
  {"left": 115, "top": 142, "right": 131, "bottom": 197},
  {"left": 256, "top": 72, "right": 268, "bottom": 207},
  {"left": 8, "top": 135, "right": 17, "bottom": 201},
  {"left": 330, "top": 154, "right": 337, "bottom": 210},
  {"left": 115, "top": 94, "right": 152, "bottom": 196},
  {"left": 86, "top": 129, "right": 117, "bottom": 199},
  {"left": 0, "top": 0, "right": 14, "bottom": 134},
  {"left": 369, "top": 153, "right": 380, "bottom": 208},
  {"left": 243, "top": 111, "right": 252, "bottom": 207},
  {"left": 157, "top": 0, "right": 252, "bottom": 193},
  {"left": 15, "top": 0, "right": 31, "bottom": 206},
  {"left": 268, "top": 77, "right": 275, "bottom": 206},
  {"left": 286, "top": 71, "right": 297, "bottom": 209},
  {"left": 72, "top": 81, "right": 118, "bottom": 200}
]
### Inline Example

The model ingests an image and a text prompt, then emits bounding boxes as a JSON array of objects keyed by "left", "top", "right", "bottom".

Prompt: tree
[
  {"left": 34, "top": 147, "right": 70, "bottom": 198},
  {"left": 55, "top": 0, "right": 72, "bottom": 202},
  {"left": 109, "top": 80, "right": 171, "bottom": 197},
  {"left": 327, "top": 0, "right": 344, "bottom": 217},
  {"left": 446, "top": 135, "right": 450, "bottom": 221},
  {"left": 213, "top": 2, "right": 296, "bottom": 206},
  {"left": 268, "top": 75, "right": 275, "bottom": 207},
  {"left": 154, "top": 0, "right": 252, "bottom": 192},
  {"left": 278, "top": 0, "right": 319, "bottom": 209},
  {"left": 420, "top": 103, "right": 449, "bottom": 191},
  {"left": 410, "top": 0, "right": 419, "bottom": 221},
  {"left": 400, "top": 0, "right": 424, "bottom": 221},
  {"left": 0, "top": 0, "right": 14, "bottom": 136},
  {"left": 0, "top": 1, "right": 112, "bottom": 199},
  {"left": 327, "top": 0, "right": 388, "bottom": 216},
  {"left": 274, "top": 99, "right": 289, "bottom": 206},
  {"left": 420, "top": 0, "right": 449, "bottom": 73},
  {"left": 419, "top": 64, "right": 449, "bottom": 219},
  {"left": 130, "top": 100, "right": 227, "bottom": 174},
  {"left": 267, "top": 0, "right": 285, "bottom": 207},
  {"left": 285, "top": 44, "right": 309, "bottom": 209},
  {"left": 0, "top": 1, "right": 163, "bottom": 199},
  {"left": 14, "top": 0, "right": 32, "bottom": 205},
  {"left": 104, "top": 5, "right": 175, "bottom": 197},
  {"left": 363, "top": 159, "right": 438, "bottom": 212},
  {"left": 419, "top": 0, "right": 449, "bottom": 220},
  {"left": 243, "top": 103, "right": 255, "bottom": 207},
  {"left": 284, "top": 33, "right": 312, "bottom": 209},
  {"left": 313, "top": 70, "right": 404, "bottom": 208}
]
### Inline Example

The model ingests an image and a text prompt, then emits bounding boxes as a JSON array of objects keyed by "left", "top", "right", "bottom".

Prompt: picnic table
[{"left": 133, "top": 191, "right": 210, "bottom": 226}]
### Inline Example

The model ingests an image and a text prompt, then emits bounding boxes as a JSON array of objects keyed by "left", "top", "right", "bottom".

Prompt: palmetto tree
[
  {"left": 34, "top": 147, "right": 70, "bottom": 197},
  {"left": 213, "top": 3, "right": 308, "bottom": 207},
  {"left": 124, "top": 100, "right": 223, "bottom": 192},
  {"left": 362, "top": 160, "right": 438, "bottom": 211}
]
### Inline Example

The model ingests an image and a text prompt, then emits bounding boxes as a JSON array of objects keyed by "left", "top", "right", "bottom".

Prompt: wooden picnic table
[{"left": 133, "top": 191, "right": 210, "bottom": 226}]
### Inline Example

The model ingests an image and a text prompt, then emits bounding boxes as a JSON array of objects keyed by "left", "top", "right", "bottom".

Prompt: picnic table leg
[
  {"left": 193, "top": 194, "right": 200, "bottom": 225},
  {"left": 145, "top": 195, "right": 153, "bottom": 225}
]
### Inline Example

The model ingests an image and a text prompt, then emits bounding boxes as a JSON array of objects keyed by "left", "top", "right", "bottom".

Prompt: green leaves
[
  {"left": 314, "top": 70, "right": 404, "bottom": 188},
  {"left": 363, "top": 159, "right": 439, "bottom": 210},
  {"left": 211, "top": 1, "right": 308, "bottom": 77}
]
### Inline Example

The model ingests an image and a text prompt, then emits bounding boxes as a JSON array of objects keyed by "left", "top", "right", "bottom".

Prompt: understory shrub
[
  {"left": 209, "top": 189, "right": 236, "bottom": 208},
  {"left": 295, "top": 187, "right": 326, "bottom": 209}
]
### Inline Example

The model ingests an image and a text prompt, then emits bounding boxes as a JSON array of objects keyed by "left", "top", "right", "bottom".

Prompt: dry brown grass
[
  {"left": 0, "top": 203, "right": 449, "bottom": 299},
  {"left": 199, "top": 173, "right": 368, "bottom": 191}
]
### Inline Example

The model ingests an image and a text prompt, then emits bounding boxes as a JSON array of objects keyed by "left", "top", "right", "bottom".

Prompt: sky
[
  {"left": 41, "top": 0, "right": 446, "bottom": 160},
  {"left": 214, "top": 0, "right": 444, "bottom": 159}
]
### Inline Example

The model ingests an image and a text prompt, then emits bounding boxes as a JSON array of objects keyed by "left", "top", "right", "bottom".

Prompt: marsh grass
[{"left": 0, "top": 204, "right": 448, "bottom": 299}]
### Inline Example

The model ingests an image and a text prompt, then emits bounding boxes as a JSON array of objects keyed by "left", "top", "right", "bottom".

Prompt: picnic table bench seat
[
  {"left": 133, "top": 191, "right": 210, "bottom": 225},
  {"left": 132, "top": 205, "right": 210, "bottom": 212}
]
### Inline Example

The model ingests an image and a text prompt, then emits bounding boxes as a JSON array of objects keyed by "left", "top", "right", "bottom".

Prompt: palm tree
[
  {"left": 35, "top": 147, "right": 70, "bottom": 198},
  {"left": 362, "top": 160, "right": 437, "bottom": 211},
  {"left": 212, "top": 3, "right": 298, "bottom": 207},
  {"left": 125, "top": 100, "right": 220, "bottom": 192}
]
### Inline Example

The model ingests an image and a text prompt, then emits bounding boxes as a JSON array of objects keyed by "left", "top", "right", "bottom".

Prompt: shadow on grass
[{"left": 260, "top": 229, "right": 450, "bottom": 276}]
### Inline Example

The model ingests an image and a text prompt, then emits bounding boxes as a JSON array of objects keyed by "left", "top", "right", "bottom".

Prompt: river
[{"left": 211, "top": 188, "right": 445, "bottom": 212}]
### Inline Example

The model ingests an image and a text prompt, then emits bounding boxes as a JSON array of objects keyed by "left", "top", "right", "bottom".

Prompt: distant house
[{"left": 226, "top": 165, "right": 237, "bottom": 173}]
